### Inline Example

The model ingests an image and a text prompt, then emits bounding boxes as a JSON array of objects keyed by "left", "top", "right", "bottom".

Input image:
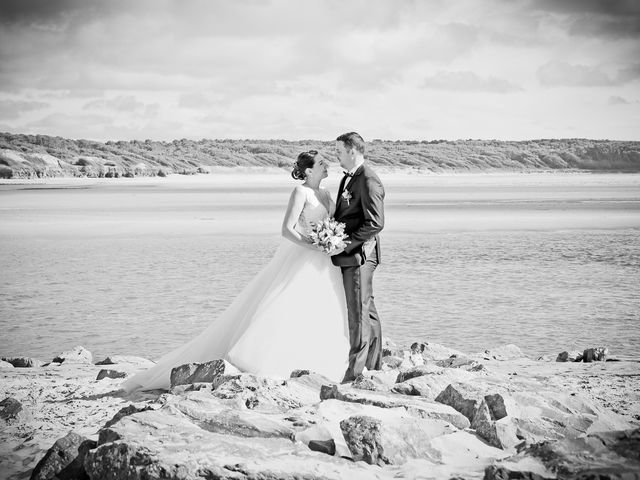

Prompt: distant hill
[{"left": 1, "top": 132, "right": 639, "bottom": 178}]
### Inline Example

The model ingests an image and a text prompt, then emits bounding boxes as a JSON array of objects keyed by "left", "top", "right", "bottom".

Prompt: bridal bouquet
[{"left": 309, "top": 218, "right": 349, "bottom": 254}]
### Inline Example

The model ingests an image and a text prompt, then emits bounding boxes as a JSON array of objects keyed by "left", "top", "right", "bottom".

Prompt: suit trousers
[{"left": 340, "top": 245, "right": 382, "bottom": 382}]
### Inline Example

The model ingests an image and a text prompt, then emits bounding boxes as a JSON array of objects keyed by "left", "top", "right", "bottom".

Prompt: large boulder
[
  {"left": 85, "top": 407, "right": 380, "bottom": 480},
  {"left": 436, "top": 382, "right": 630, "bottom": 450},
  {"left": 103, "top": 404, "right": 156, "bottom": 429},
  {"left": 0, "top": 359, "right": 14, "bottom": 368},
  {"left": 582, "top": 347, "right": 608, "bottom": 362},
  {"left": 170, "top": 359, "right": 240, "bottom": 388},
  {"left": 212, "top": 374, "right": 316, "bottom": 412},
  {"left": 404, "top": 342, "right": 467, "bottom": 361},
  {"left": 96, "top": 369, "right": 126, "bottom": 380},
  {"left": 162, "top": 392, "right": 296, "bottom": 439},
  {"left": 435, "top": 382, "right": 488, "bottom": 422},
  {"left": 476, "top": 345, "right": 526, "bottom": 361},
  {"left": 555, "top": 350, "right": 583, "bottom": 362},
  {"left": 320, "top": 383, "right": 469, "bottom": 429},
  {"left": 486, "top": 428, "right": 640, "bottom": 479},
  {"left": 340, "top": 414, "right": 457, "bottom": 466},
  {"left": 1, "top": 397, "right": 31, "bottom": 424},
  {"left": 393, "top": 368, "right": 475, "bottom": 401},
  {"left": 53, "top": 346, "right": 92, "bottom": 364},
  {"left": 1, "top": 356, "right": 44, "bottom": 368},
  {"left": 30, "top": 432, "right": 96, "bottom": 480},
  {"left": 95, "top": 355, "right": 154, "bottom": 367}
]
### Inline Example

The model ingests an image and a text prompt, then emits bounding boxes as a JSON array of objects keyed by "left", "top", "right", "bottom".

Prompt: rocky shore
[{"left": 1, "top": 343, "right": 639, "bottom": 480}]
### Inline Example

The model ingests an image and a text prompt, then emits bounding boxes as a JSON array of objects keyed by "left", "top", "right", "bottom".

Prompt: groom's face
[{"left": 336, "top": 141, "right": 354, "bottom": 170}]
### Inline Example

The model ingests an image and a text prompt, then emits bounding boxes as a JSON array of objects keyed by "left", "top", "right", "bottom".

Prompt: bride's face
[{"left": 307, "top": 157, "right": 329, "bottom": 181}]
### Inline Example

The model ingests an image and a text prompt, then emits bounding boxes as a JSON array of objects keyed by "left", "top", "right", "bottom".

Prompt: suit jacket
[{"left": 332, "top": 163, "right": 385, "bottom": 267}]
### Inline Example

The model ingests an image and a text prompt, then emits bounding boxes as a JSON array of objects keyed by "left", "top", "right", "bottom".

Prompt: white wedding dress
[{"left": 121, "top": 186, "right": 349, "bottom": 392}]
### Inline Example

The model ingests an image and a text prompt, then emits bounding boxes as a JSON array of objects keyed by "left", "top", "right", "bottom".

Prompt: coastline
[{"left": 1, "top": 343, "right": 638, "bottom": 480}]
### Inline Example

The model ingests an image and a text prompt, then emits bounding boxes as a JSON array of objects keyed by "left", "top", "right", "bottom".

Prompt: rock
[
  {"left": 435, "top": 384, "right": 526, "bottom": 449},
  {"left": 400, "top": 350, "right": 425, "bottom": 368},
  {"left": 340, "top": 415, "right": 387, "bottom": 465},
  {"left": 103, "top": 404, "right": 156, "bottom": 429},
  {"left": 1, "top": 356, "right": 44, "bottom": 368},
  {"left": 489, "top": 428, "right": 640, "bottom": 479},
  {"left": 0, "top": 397, "right": 31, "bottom": 424},
  {"left": 95, "top": 355, "right": 154, "bottom": 367},
  {"left": 478, "top": 345, "right": 526, "bottom": 361},
  {"left": 582, "top": 347, "right": 608, "bottom": 362},
  {"left": 436, "top": 355, "right": 484, "bottom": 371},
  {"left": 555, "top": 351, "right": 583, "bottom": 362},
  {"left": 308, "top": 439, "right": 336, "bottom": 456},
  {"left": 30, "top": 432, "right": 96, "bottom": 480},
  {"left": 396, "top": 364, "right": 442, "bottom": 383},
  {"left": 381, "top": 355, "right": 403, "bottom": 369},
  {"left": 435, "top": 383, "right": 487, "bottom": 422},
  {"left": 212, "top": 374, "right": 316, "bottom": 413},
  {"left": 393, "top": 368, "right": 474, "bottom": 401},
  {"left": 86, "top": 407, "right": 379, "bottom": 480},
  {"left": 162, "top": 392, "right": 297, "bottom": 439},
  {"left": 471, "top": 397, "right": 521, "bottom": 450},
  {"left": 96, "top": 369, "right": 127, "bottom": 380},
  {"left": 414, "top": 342, "right": 467, "bottom": 362},
  {"left": 170, "top": 358, "right": 240, "bottom": 388},
  {"left": 290, "top": 369, "right": 310, "bottom": 378},
  {"left": 381, "top": 339, "right": 401, "bottom": 357},
  {"left": 340, "top": 414, "right": 457, "bottom": 465},
  {"left": 320, "top": 383, "right": 470, "bottom": 429},
  {"left": 352, "top": 374, "right": 388, "bottom": 392},
  {"left": 484, "top": 464, "right": 554, "bottom": 480},
  {"left": 52, "top": 346, "right": 92, "bottom": 364},
  {"left": 366, "top": 369, "right": 400, "bottom": 387},
  {"left": 0, "top": 359, "right": 14, "bottom": 368}
]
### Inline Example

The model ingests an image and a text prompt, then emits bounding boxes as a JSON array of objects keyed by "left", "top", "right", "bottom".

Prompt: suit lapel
[{"left": 337, "top": 164, "right": 365, "bottom": 212}]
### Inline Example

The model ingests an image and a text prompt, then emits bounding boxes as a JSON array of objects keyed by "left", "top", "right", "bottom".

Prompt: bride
[{"left": 122, "top": 150, "right": 350, "bottom": 392}]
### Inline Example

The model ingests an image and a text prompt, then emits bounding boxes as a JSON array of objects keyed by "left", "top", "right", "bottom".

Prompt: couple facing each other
[{"left": 122, "top": 132, "right": 385, "bottom": 392}]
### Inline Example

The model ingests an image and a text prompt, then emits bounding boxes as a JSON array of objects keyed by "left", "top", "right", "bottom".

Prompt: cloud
[
  {"left": 178, "top": 92, "right": 211, "bottom": 110},
  {"left": 537, "top": 61, "right": 615, "bottom": 86},
  {"left": 608, "top": 95, "right": 629, "bottom": 104},
  {"left": 617, "top": 63, "right": 640, "bottom": 82},
  {"left": 537, "top": 61, "right": 640, "bottom": 86},
  {"left": 422, "top": 71, "right": 522, "bottom": 93},
  {"left": 1, "top": 0, "right": 639, "bottom": 140},
  {"left": 0, "top": 99, "right": 48, "bottom": 119},
  {"left": 83, "top": 95, "right": 148, "bottom": 112},
  {"left": 22, "top": 112, "right": 113, "bottom": 139}
]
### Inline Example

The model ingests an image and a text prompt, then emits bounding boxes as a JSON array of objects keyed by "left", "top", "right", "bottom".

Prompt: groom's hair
[{"left": 336, "top": 132, "right": 365, "bottom": 154}]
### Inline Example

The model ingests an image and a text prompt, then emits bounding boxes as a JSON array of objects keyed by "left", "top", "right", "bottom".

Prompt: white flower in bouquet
[{"left": 309, "top": 218, "right": 349, "bottom": 254}]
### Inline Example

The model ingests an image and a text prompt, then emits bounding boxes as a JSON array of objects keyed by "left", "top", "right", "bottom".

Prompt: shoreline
[{"left": 2, "top": 168, "right": 640, "bottom": 186}]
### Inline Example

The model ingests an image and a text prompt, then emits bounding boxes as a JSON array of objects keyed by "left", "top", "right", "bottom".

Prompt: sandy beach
[{"left": 1, "top": 343, "right": 638, "bottom": 479}]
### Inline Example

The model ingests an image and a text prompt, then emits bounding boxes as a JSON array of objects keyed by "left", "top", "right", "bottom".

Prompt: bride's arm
[
  {"left": 325, "top": 188, "right": 336, "bottom": 216},
  {"left": 281, "top": 186, "right": 317, "bottom": 250}
]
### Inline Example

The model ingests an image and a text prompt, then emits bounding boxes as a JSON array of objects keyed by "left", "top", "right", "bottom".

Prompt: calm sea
[{"left": 1, "top": 172, "right": 639, "bottom": 361}]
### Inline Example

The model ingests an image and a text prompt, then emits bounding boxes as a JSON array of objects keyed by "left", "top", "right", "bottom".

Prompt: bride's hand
[{"left": 329, "top": 247, "right": 345, "bottom": 256}]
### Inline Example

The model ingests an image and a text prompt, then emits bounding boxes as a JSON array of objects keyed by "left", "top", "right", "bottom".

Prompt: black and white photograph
[{"left": 1, "top": 1, "right": 639, "bottom": 478}]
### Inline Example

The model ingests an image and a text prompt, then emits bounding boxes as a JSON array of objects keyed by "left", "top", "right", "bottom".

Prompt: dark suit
[{"left": 332, "top": 163, "right": 385, "bottom": 381}]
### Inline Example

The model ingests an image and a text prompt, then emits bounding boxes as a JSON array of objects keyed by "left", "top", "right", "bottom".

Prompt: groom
[{"left": 331, "top": 132, "right": 385, "bottom": 383}]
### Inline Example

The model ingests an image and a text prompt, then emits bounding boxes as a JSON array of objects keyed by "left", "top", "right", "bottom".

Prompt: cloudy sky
[{"left": 0, "top": 0, "right": 639, "bottom": 141}]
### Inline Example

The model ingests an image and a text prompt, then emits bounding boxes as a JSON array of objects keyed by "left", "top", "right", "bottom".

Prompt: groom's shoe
[{"left": 340, "top": 375, "right": 355, "bottom": 384}]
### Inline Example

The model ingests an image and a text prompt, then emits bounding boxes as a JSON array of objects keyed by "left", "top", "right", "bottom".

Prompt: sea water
[{"left": 1, "top": 172, "right": 639, "bottom": 361}]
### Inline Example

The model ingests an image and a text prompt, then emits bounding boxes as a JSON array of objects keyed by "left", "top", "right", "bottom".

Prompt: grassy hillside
[{"left": 0, "top": 132, "right": 638, "bottom": 178}]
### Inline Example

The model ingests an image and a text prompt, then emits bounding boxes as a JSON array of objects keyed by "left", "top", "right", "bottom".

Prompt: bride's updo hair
[{"left": 291, "top": 150, "right": 318, "bottom": 180}]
